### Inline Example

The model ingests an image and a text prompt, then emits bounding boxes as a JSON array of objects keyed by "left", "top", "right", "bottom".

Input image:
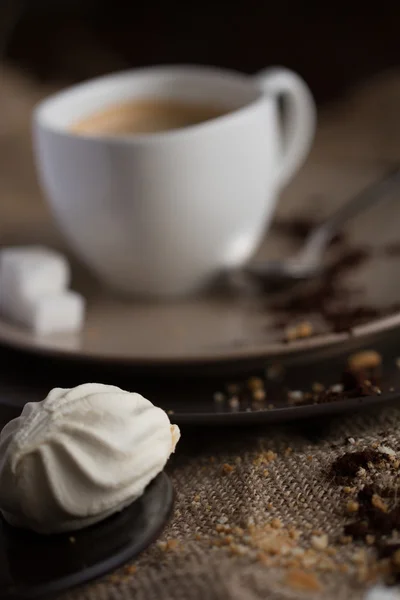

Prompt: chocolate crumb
[
  {"left": 330, "top": 450, "right": 384, "bottom": 479},
  {"left": 271, "top": 247, "right": 375, "bottom": 333},
  {"left": 344, "top": 520, "right": 369, "bottom": 538}
]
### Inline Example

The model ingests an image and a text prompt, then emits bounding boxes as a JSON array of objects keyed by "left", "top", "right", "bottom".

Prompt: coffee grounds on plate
[{"left": 268, "top": 214, "right": 400, "bottom": 334}]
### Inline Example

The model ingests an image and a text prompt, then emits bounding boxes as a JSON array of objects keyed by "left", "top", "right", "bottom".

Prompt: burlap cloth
[
  {"left": 3, "top": 66, "right": 400, "bottom": 598},
  {"left": 63, "top": 407, "right": 400, "bottom": 600}
]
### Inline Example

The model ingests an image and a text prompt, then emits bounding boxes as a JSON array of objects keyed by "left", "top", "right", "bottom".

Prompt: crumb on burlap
[
  {"left": 157, "top": 539, "right": 180, "bottom": 552},
  {"left": 346, "top": 501, "right": 360, "bottom": 514},
  {"left": 107, "top": 564, "right": 137, "bottom": 584},
  {"left": 311, "top": 534, "right": 328, "bottom": 551},
  {"left": 222, "top": 463, "right": 235, "bottom": 475},
  {"left": 330, "top": 449, "right": 385, "bottom": 479},
  {"left": 253, "top": 450, "right": 277, "bottom": 466},
  {"left": 371, "top": 494, "right": 389, "bottom": 513},
  {"left": 284, "top": 568, "right": 322, "bottom": 592}
]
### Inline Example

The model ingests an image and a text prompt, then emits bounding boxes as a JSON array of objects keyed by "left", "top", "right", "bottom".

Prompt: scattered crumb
[
  {"left": 253, "top": 450, "right": 277, "bottom": 466},
  {"left": 346, "top": 501, "right": 360, "bottom": 513},
  {"left": 311, "top": 534, "right": 328, "bottom": 551},
  {"left": 222, "top": 463, "right": 235, "bottom": 475},
  {"left": 371, "top": 494, "right": 388, "bottom": 513},
  {"left": 348, "top": 350, "right": 382, "bottom": 372},
  {"left": 247, "top": 377, "right": 264, "bottom": 391},
  {"left": 285, "top": 321, "right": 314, "bottom": 342},
  {"left": 125, "top": 565, "right": 137, "bottom": 575},
  {"left": 331, "top": 384, "right": 344, "bottom": 394},
  {"left": 285, "top": 326, "right": 298, "bottom": 343},
  {"left": 229, "top": 396, "right": 240, "bottom": 411},
  {"left": 69, "top": 536, "right": 76, "bottom": 544},
  {"left": 284, "top": 568, "right": 322, "bottom": 592},
  {"left": 166, "top": 539, "right": 179, "bottom": 551},
  {"left": 377, "top": 445, "right": 396, "bottom": 456},
  {"left": 339, "top": 535, "right": 353, "bottom": 545},
  {"left": 213, "top": 392, "right": 224, "bottom": 402},
  {"left": 297, "top": 321, "right": 314, "bottom": 339},
  {"left": 253, "top": 388, "right": 266, "bottom": 401},
  {"left": 271, "top": 518, "right": 282, "bottom": 529},
  {"left": 288, "top": 390, "right": 304, "bottom": 404},
  {"left": 330, "top": 449, "right": 384, "bottom": 479},
  {"left": 351, "top": 548, "right": 367, "bottom": 565},
  {"left": 157, "top": 541, "right": 167, "bottom": 551}
]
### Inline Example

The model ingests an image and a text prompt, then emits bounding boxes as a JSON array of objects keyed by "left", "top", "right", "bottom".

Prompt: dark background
[{"left": 3, "top": 1, "right": 400, "bottom": 104}]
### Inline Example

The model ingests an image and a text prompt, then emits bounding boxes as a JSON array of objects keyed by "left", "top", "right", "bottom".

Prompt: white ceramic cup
[{"left": 33, "top": 65, "right": 316, "bottom": 298}]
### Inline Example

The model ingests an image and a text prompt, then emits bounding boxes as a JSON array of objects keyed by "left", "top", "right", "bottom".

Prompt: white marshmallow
[{"left": 25, "top": 291, "right": 85, "bottom": 335}]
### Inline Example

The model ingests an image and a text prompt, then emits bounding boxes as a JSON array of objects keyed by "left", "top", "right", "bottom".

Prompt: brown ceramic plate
[
  {"left": 1, "top": 164, "right": 400, "bottom": 367},
  {"left": 1, "top": 328, "right": 400, "bottom": 426}
]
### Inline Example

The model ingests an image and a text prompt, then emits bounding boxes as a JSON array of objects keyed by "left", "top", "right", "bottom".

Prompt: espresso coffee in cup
[
  {"left": 34, "top": 65, "right": 316, "bottom": 298},
  {"left": 70, "top": 99, "right": 229, "bottom": 136}
]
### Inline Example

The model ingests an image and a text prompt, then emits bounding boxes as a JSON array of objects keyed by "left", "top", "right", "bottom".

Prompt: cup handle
[{"left": 254, "top": 67, "right": 316, "bottom": 188}]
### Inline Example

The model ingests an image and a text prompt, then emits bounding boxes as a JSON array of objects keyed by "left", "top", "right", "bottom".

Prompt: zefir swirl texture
[{"left": 0, "top": 384, "right": 180, "bottom": 534}]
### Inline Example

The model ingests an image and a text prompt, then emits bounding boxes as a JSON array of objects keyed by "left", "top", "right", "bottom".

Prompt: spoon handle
[{"left": 304, "top": 164, "right": 400, "bottom": 254}]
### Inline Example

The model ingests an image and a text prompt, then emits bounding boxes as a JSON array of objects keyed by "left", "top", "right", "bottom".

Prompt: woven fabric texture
[{"left": 61, "top": 406, "right": 400, "bottom": 600}]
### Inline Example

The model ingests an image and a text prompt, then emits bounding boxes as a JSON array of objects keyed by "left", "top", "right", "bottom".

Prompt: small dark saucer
[{"left": 0, "top": 471, "right": 174, "bottom": 600}]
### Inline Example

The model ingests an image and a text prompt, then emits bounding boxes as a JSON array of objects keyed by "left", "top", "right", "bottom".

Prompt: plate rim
[
  {"left": 0, "top": 311, "right": 400, "bottom": 367},
  {"left": 2, "top": 471, "right": 174, "bottom": 600},
  {"left": 171, "top": 390, "right": 400, "bottom": 425}
]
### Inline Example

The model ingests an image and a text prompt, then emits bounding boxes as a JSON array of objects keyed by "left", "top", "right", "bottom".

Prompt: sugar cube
[
  {"left": 0, "top": 246, "right": 70, "bottom": 325},
  {"left": 25, "top": 291, "right": 85, "bottom": 335},
  {"left": 0, "top": 245, "right": 70, "bottom": 298}
]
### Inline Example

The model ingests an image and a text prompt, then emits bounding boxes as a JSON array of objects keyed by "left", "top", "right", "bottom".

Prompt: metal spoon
[{"left": 244, "top": 165, "right": 400, "bottom": 291}]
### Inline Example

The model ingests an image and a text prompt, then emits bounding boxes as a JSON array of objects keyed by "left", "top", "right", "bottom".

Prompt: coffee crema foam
[{"left": 70, "top": 99, "right": 229, "bottom": 135}]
